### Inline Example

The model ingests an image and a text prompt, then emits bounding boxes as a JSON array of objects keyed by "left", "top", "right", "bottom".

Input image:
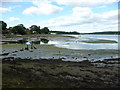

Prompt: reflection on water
[
  {"left": 48, "top": 41, "right": 117, "bottom": 50},
  {"left": 26, "top": 34, "right": 118, "bottom": 50},
  {"left": 2, "top": 34, "right": 119, "bottom": 61},
  {"left": 26, "top": 38, "right": 49, "bottom": 45},
  {"left": 48, "top": 34, "right": 118, "bottom": 50}
]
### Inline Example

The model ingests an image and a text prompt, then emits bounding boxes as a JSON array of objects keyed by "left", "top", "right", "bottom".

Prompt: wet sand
[{"left": 1, "top": 44, "right": 118, "bottom": 61}]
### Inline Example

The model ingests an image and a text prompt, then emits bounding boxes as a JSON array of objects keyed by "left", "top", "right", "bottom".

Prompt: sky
[{"left": 0, "top": 0, "right": 119, "bottom": 33}]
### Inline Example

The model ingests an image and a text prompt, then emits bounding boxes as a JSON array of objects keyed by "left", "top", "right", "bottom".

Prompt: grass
[
  {"left": 2, "top": 44, "right": 26, "bottom": 47},
  {"left": 5, "top": 34, "right": 75, "bottom": 38},
  {"left": 2, "top": 43, "right": 118, "bottom": 59},
  {"left": 82, "top": 40, "right": 117, "bottom": 43},
  {"left": 54, "top": 54, "right": 70, "bottom": 56}
]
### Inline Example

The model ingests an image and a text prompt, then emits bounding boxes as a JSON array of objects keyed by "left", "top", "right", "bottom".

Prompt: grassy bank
[
  {"left": 82, "top": 40, "right": 117, "bottom": 43},
  {"left": 3, "top": 34, "right": 75, "bottom": 38}
]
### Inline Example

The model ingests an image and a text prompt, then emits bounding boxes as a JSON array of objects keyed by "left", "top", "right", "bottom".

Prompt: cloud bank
[
  {"left": 8, "top": 17, "right": 20, "bottom": 22},
  {"left": 52, "top": 0, "right": 118, "bottom": 6},
  {"left": 23, "top": 0, "right": 63, "bottom": 15}
]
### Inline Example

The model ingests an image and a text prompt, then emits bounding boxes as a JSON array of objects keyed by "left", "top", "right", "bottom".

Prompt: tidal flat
[
  {"left": 1, "top": 44, "right": 118, "bottom": 61},
  {"left": 2, "top": 57, "right": 120, "bottom": 88},
  {"left": 1, "top": 34, "right": 120, "bottom": 88}
]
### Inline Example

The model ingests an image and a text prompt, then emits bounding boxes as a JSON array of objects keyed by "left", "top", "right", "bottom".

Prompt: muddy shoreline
[
  {"left": 1, "top": 43, "right": 118, "bottom": 62},
  {"left": 2, "top": 57, "right": 120, "bottom": 88},
  {"left": 1, "top": 34, "right": 119, "bottom": 88}
]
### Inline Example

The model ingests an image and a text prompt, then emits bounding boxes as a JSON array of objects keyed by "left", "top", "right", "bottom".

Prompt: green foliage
[
  {"left": 1, "top": 20, "right": 119, "bottom": 36},
  {"left": 25, "top": 28, "right": 32, "bottom": 34},
  {"left": 50, "top": 31, "right": 80, "bottom": 34},
  {"left": 0, "top": 21, "right": 8, "bottom": 34},
  {"left": 81, "top": 31, "right": 120, "bottom": 35},
  {"left": 30, "top": 25, "right": 41, "bottom": 34},
  {"left": 1, "top": 21, "right": 7, "bottom": 30},
  {"left": 11, "top": 24, "right": 26, "bottom": 35},
  {"left": 41, "top": 27, "right": 49, "bottom": 34}
]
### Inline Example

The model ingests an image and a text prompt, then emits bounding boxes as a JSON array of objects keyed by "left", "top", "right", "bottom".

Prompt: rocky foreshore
[{"left": 2, "top": 57, "right": 120, "bottom": 88}]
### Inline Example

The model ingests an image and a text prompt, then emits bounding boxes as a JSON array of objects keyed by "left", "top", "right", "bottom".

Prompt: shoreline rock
[{"left": 2, "top": 57, "right": 120, "bottom": 88}]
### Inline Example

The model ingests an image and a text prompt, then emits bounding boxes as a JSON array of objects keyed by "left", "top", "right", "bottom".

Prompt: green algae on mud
[
  {"left": 82, "top": 40, "right": 117, "bottom": 43},
  {"left": 2, "top": 44, "right": 118, "bottom": 61},
  {"left": 2, "top": 58, "right": 120, "bottom": 88},
  {"left": 2, "top": 44, "right": 118, "bottom": 56}
]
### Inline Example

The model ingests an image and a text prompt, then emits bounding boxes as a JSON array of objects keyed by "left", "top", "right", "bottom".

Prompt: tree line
[
  {"left": 50, "top": 31, "right": 80, "bottom": 34},
  {"left": 1, "top": 21, "right": 80, "bottom": 35},
  {"left": 81, "top": 31, "right": 120, "bottom": 35},
  {"left": 1, "top": 21, "right": 50, "bottom": 35}
]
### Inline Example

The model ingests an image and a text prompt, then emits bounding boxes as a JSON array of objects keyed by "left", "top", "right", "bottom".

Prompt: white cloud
[
  {"left": 72, "top": 7, "right": 92, "bottom": 18},
  {"left": 47, "top": 7, "right": 118, "bottom": 32},
  {"left": 48, "top": 7, "right": 118, "bottom": 26},
  {"left": 1, "top": 0, "right": 28, "bottom": 2},
  {"left": 0, "top": 5, "right": 21, "bottom": 14},
  {"left": 49, "top": 22, "right": 118, "bottom": 33},
  {"left": 23, "top": 0, "right": 63, "bottom": 15},
  {"left": 52, "top": 0, "right": 118, "bottom": 7},
  {"left": 8, "top": 17, "right": 20, "bottom": 22},
  {"left": 0, "top": 7, "right": 11, "bottom": 13},
  {"left": 47, "top": 7, "right": 92, "bottom": 27},
  {"left": 98, "top": 5, "right": 106, "bottom": 8}
]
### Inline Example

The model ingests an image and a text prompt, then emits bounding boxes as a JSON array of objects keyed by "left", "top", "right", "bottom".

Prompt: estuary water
[
  {"left": 48, "top": 34, "right": 119, "bottom": 50},
  {"left": 2, "top": 34, "right": 119, "bottom": 61}
]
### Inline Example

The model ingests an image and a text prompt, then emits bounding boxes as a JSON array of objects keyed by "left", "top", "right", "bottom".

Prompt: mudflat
[{"left": 2, "top": 57, "right": 120, "bottom": 88}]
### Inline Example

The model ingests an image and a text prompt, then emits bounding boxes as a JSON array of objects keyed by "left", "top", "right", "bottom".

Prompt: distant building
[
  {"left": 50, "top": 33, "right": 56, "bottom": 35},
  {"left": 32, "top": 31, "right": 37, "bottom": 34}
]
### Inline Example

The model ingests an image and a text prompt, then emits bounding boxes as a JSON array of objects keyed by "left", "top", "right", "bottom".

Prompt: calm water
[
  {"left": 2, "top": 34, "right": 119, "bottom": 61},
  {"left": 47, "top": 34, "right": 118, "bottom": 50}
]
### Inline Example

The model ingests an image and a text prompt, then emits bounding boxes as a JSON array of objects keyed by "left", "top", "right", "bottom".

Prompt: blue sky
[{"left": 0, "top": 0, "right": 119, "bottom": 33}]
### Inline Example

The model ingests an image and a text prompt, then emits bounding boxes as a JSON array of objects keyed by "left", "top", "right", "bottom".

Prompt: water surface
[{"left": 47, "top": 34, "right": 118, "bottom": 50}]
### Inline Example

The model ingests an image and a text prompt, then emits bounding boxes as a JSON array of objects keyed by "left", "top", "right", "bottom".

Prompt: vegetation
[
  {"left": 1, "top": 20, "right": 119, "bottom": 36},
  {"left": 81, "top": 31, "right": 120, "bottom": 35},
  {"left": 41, "top": 27, "right": 50, "bottom": 34},
  {"left": 1, "top": 21, "right": 7, "bottom": 34},
  {"left": 50, "top": 31, "right": 80, "bottom": 34},
  {"left": 0, "top": 21, "right": 50, "bottom": 35},
  {"left": 29, "top": 25, "right": 41, "bottom": 34},
  {"left": 82, "top": 40, "right": 118, "bottom": 43},
  {"left": 1, "top": 20, "right": 80, "bottom": 36},
  {"left": 11, "top": 24, "right": 26, "bottom": 35}
]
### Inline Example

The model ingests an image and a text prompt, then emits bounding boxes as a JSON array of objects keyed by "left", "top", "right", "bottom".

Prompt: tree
[
  {"left": 30, "top": 25, "right": 41, "bottom": 34},
  {"left": 0, "top": 21, "right": 7, "bottom": 34},
  {"left": 26, "top": 28, "right": 32, "bottom": 34},
  {"left": 11, "top": 24, "right": 26, "bottom": 35},
  {"left": 1, "top": 21, "right": 7, "bottom": 30},
  {"left": 41, "top": 27, "right": 49, "bottom": 34}
]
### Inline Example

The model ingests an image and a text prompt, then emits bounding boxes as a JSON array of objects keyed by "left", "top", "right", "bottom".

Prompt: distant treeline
[
  {"left": 81, "top": 31, "right": 120, "bottom": 35},
  {"left": 50, "top": 31, "right": 80, "bottom": 34},
  {"left": 1, "top": 20, "right": 119, "bottom": 36},
  {"left": 1, "top": 21, "right": 50, "bottom": 35},
  {"left": 1, "top": 20, "right": 80, "bottom": 35}
]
